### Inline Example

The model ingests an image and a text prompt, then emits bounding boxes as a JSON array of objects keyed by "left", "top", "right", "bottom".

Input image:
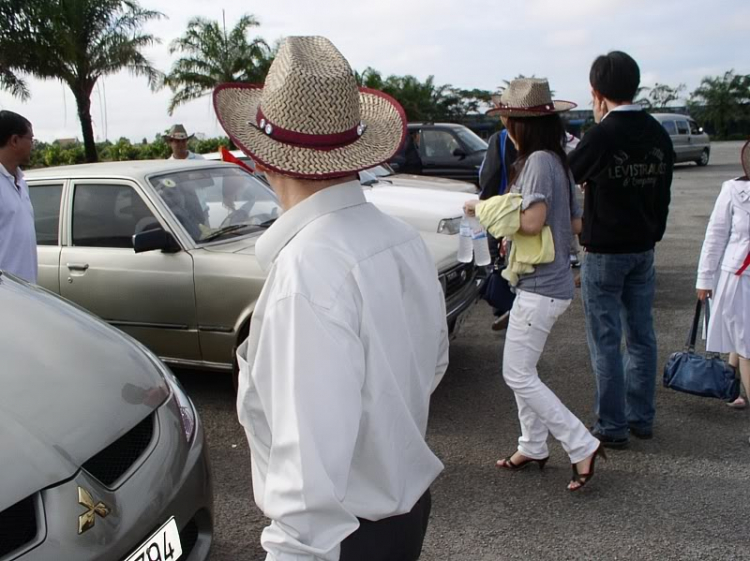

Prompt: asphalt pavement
[{"left": 177, "top": 141, "right": 750, "bottom": 561}]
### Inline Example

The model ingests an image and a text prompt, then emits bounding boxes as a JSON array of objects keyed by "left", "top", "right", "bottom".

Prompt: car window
[
  {"left": 454, "top": 128, "right": 488, "bottom": 152},
  {"left": 689, "top": 120, "right": 701, "bottom": 135},
  {"left": 148, "top": 167, "right": 282, "bottom": 243},
  {"left": 28, "top": 184, "right": 63, "bottom": 246},
  {"left": 72, "top": 183, "right": 157, "bottom": 248},
  {"left": 676, "top": 121, "right": 689, "bottom": 135},
  {"left": 661, "top": 120, "right": 677, "bottom": 135},
  {"left": 421, "top": 130, "right": 461, "bottom": 159}
]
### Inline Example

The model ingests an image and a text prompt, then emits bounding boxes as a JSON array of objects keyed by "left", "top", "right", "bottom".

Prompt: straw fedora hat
[
  {"left": 487, "top": 78, "right": 576, "bottom": 118},
  {"left": 163, "top": 124, "right": 194, "bottom": 141},
  {"left": 213, "top": 36, "right": 406, "bottom": 179},
  {"left": 742, "top": 139, "right": 750, "bottom": 178}
]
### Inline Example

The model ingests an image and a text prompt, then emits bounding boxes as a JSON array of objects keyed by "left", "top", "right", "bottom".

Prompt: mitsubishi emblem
[{"left": 77, "top": 487, "right": 111, "bottom": 534}]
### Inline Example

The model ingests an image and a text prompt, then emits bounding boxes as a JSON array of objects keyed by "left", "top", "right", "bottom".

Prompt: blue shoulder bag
[{"left": 663, "top": 299, "right": 740, "bottom": 401}]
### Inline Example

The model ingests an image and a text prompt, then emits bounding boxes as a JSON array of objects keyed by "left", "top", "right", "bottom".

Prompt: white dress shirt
[
  {"left": 601, "top": 103, "right": 644, "bottom": 122},
  {"left": 237, "top": 180, "right": 448, "bottom": 561},
  {"left": 0, "top": 163, "right": 37, "bottom": 282}
]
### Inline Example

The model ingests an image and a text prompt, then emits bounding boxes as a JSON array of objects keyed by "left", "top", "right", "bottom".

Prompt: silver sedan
[{"left": 0, "top": 272, "right": 213, "bottom": 560}]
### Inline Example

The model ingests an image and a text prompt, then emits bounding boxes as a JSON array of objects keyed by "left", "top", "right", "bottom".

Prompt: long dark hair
[{"left": 505, "top": 114, "right": 569, "bottom": 186}]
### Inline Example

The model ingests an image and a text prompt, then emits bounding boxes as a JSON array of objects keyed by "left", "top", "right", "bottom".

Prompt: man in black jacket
[{"left": 569, "top": 51, "right": 674, "bottom": 448}]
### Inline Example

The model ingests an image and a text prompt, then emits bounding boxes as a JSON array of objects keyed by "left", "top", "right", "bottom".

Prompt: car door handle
[{"left": 66, "top": 262, "right": 89, "bottom": 271}]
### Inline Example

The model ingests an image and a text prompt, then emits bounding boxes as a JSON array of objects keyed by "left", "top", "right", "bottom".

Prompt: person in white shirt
[
  {"left": 696, "top": 140, "right": 750, "bottom": 423},
  {"left": 213, "top": 36, "right": 448, "bottom": 561},
  {"left": 0, "top": 110, "right": 37, "bottom": 283},
  {"left": 164, "top": 124, "right": 204, "bottom": 160}
]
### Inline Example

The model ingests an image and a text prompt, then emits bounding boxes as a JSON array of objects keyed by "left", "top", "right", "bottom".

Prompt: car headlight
[
  {"left": 124, "top": 335, "right": 197, "bottom": 442},
  {"left": 437, "top": 217, "right": 461, "bottom": 235},
  {"left": 165, "top": 373, "right": 197, "bottom": 443}
]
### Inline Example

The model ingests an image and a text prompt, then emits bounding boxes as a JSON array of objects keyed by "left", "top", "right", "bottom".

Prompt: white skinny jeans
[{"left": 502, "top": 290, "right": 599, "bottom": 463}]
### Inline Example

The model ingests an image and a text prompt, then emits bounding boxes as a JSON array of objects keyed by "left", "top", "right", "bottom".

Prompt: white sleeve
[
  {"left": 252, "top": 295, "right": 364, "bottom": 561},
  {"left": 696, "top": 183, "right": 733, "bottom": 290}
]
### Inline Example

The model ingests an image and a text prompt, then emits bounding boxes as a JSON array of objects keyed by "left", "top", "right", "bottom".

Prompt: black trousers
[{"left": 339, "top": 490, "right": 432, "bottom": 561}]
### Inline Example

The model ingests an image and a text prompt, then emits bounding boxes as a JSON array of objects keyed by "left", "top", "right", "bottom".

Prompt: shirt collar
[
  {"left": 255, "top": 180, "right": 366, "bottom": 271},
  {"left": 601, "top": 104, "right": 643, "bottom": 122},
  {"left": 0, "top": 163, "right": 24, "bottom": 185}
]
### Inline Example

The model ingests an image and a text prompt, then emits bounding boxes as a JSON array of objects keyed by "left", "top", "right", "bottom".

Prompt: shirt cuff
[
  {"left": 695, "top": 273, "right": 715, "bottom": 291},
  {"left": 521, "top": 193, "right": 546, "bottom": 211}
]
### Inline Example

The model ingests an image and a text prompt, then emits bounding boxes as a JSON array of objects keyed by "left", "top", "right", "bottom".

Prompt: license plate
[{"left": 125, "top": 517, "right": 182, "bottom": 561}]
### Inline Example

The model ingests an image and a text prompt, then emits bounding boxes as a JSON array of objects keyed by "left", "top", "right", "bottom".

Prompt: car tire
[{"left": 696, "top": 149, "right": 710, "bottom": 167}]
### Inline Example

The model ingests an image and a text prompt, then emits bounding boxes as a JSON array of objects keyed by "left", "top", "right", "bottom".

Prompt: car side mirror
[
  {"left": 453, "top": 148, "right": 467, "bottom": 159},
  {"left": 698, "top": 127, "right": 704, "bottom": 134},
  {"left": 133, "top": 228, "right": 181, "bottom": 254}
]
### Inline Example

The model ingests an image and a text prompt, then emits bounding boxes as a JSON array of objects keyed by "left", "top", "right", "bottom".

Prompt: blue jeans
[{"left": 581, "top": 250, "right": 657, "bottom": 439}]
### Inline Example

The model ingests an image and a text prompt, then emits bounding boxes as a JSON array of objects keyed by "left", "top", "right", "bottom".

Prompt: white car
[
  {"left": 202, "top": 150, "right": 476, "bottom": 236},
  {"left": 363, "top": 164, "right": 477, "bottom": 193}
]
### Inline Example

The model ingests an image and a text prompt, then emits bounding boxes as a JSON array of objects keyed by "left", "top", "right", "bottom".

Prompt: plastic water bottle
[
  {"left": 470, "top": 217, "right": 492, "bottom": 266},
  {"left": 457, "top": 216, "right": 473, "bottom": 263}
]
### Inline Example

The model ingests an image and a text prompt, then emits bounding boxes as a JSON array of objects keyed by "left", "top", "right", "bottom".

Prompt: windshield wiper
[{"left": 201, "top": 223, "right": 261, "bottom": 242}]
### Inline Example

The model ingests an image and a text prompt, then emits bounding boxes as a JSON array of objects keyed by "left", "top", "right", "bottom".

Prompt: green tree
[
  {"left": 163, "top": 13, "right": 272, "bottom": 115},
  {"left": 689, "top": 70, "right": 750, "bottom": 138},
  {"left": 647, "top": 83, "right": 686, "bottom": 110},
  {"left": 0, "top": 0, "right": 164, "bottom": 163}
]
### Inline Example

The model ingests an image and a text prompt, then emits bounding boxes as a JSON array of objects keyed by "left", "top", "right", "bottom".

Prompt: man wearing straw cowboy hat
[
  {"left": 215, "top": 36, "right": 448, "bottom": 561},
  {"left": 164, "top": 124, "right": 204, "bottom": 160}
]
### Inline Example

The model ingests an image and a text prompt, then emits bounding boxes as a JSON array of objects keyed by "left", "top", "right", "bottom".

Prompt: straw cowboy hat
[
  {"left": 213, "top": 36, "right": 406, "bottom": 179},
  {"left": 163, "top": 124, "right": 194, "bottom": 141},
  {"left": 742, "top": 139, "right": 750, "bottom": 178},
  {"left": 487, "top": 78, "right": 577, "bottom": 118}
]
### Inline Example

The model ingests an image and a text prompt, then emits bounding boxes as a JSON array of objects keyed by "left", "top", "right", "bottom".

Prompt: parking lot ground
[{"left": 178, "top": 141, "right": 750, "bottom": 561}]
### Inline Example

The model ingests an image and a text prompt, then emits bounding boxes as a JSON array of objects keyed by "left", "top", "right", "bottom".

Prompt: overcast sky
[{"left": 1, "top": 0, "right": 748, "bottom": 142}]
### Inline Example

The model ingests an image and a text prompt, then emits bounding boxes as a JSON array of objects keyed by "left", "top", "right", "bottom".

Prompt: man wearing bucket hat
[
  {"left": 215, "top": 36, "right": 448, "bottom": 561},
  {"left": 568, "top": 51, "right": 674, "bottom": 448},
  {"left": 164, "top": 124, "right": 204, "bottom": 160}
]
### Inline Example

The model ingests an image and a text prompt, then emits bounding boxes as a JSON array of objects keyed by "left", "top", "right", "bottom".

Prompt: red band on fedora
[
  {"left": 496, "top": 102, "right": 560, "bottom": 113},
  {"left": 256, "top": 108, "right": 364, "bottom": 150}
]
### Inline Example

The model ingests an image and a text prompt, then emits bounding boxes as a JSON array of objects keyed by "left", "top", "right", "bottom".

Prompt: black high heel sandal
[
  {"left": 496, "top": 454, "right": 549, "bottom": 471},
  {"left": 568, "top": 444, "right": 607, "bottom": 491}
]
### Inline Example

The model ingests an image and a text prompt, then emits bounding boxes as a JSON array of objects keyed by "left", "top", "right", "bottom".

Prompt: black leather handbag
[
  {"left": 663, "top": 299, "right": 740, "bottom": 401},
  {"left": 480, "top": 259, "right": 515, "bottom": 315}
]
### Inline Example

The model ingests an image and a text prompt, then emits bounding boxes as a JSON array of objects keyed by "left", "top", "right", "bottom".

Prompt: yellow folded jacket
[{"left": 476, "top": 193, "right": 555, "bottom": 286}]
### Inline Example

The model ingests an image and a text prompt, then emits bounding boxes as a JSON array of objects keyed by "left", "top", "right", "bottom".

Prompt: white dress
[{"left": 696, "top": 178, "right": 750, "bottom": 357}]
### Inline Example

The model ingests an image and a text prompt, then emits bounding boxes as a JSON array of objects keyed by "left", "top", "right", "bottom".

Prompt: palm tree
[
  {"left": 163, "top": 13, "right": 272, "bottom": 115},
  {"left": 0, "top": 0, "right": 163, "bottom": 162},
  {"left": 689, "top": 70, "right": 750, "bottom": 138}
]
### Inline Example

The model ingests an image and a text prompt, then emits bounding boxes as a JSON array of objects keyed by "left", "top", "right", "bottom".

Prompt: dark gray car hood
[{"left": 0, "top": 274, "right": 168, "bottom": 509}]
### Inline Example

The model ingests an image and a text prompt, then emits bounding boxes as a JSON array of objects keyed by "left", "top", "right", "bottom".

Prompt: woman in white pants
[
  {"left": 465, "top": 78, "right": 604, "bottom": 491},
  {"left": 696, "top": 141, "right": 750, "bottom": 437}
]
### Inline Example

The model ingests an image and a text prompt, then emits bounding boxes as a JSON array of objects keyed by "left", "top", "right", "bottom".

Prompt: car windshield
[
  {"left": 148, "top": 167, "right": 281, "bottom": 243},
  {"left": 454, "top": 128, "right": 488, "bottom": 153}
]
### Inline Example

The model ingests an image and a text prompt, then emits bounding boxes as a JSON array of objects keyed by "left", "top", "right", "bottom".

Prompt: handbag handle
[{"left": 685, "top": 299, "right": 702, "bottom": 352}]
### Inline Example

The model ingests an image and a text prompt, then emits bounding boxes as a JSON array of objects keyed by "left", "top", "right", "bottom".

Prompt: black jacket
[
  {"left": 568, "top": 111, "right": 674, "bottom": 253},
  {"left": 479, "top": 130, "right": 517, "bottom": 200}
]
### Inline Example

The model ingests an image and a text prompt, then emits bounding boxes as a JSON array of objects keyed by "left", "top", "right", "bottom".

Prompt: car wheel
[{"left": 696, "top": 149, "right": 710, "bottom": 167}]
